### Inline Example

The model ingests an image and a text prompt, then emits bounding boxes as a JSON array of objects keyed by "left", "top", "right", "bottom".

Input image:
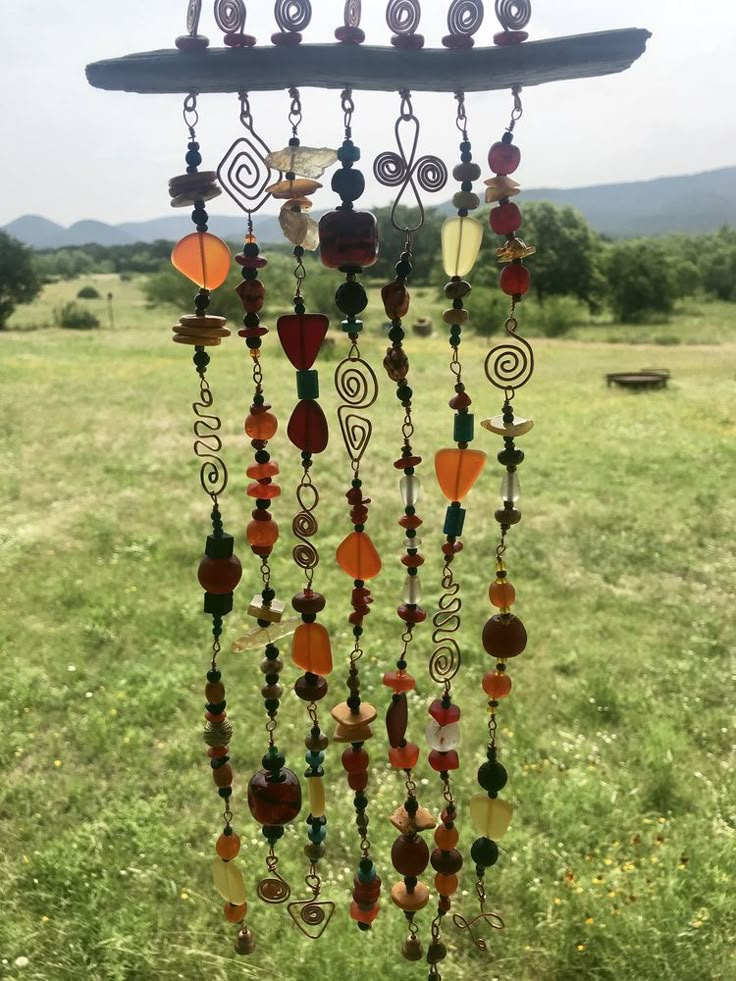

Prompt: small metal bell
[
  {"left": 234, "top": 927, "right": 256, "bottom": 955},
  {"left": 402, "top": 935, "right": 423, "bottom": 961}
]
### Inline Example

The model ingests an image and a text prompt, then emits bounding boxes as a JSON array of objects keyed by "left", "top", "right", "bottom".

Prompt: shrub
[
  {"left": 533, "top": 295, "right": 588, "bottom": 337},
  {"left": 54, "top": 301, "right": 100, "bottom": 330},
  {"left": 77, "top": 285, "right": 101, "bottom": 299}
]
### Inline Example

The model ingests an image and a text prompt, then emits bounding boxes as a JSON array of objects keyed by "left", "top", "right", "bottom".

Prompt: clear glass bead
[
  {"left": 404, "top": 536, "right": 422, "bottom": 550},
  {"left": 425, "top": 718, "right": 461, "bottom": 752},
  {"left": 402, "top": 576, "right": 422, "bottom": 605},
  {"left": 500, "top": 471, "right": 520, "bottom": 503},
  {"left": 400, "top": 474, "right": 421, "bottom": 508}
]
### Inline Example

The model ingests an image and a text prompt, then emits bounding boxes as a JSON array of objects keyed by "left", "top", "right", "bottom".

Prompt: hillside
[{"left": 4, "top": 166, "right": 735, "bottom": 248}]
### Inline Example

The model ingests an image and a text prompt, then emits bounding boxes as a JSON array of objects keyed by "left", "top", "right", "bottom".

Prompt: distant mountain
[{"left": 5, "top": 167, "right": 735, "bottom": 248}]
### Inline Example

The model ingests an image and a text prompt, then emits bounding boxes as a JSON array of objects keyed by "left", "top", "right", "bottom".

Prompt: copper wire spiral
[
  {"left": 214, "top": 0, "right": 245, "bottom": 33},
  {"left": 447, "top": 0, "right": 484, "bottom": 35},
  {"left": 495, "top": 0, "right": 531, "bottom": 30},
  {"left": 274, "top": 0, "right": 312, "bottom": 32},
  {"left": 292, "top": 481, "right": 319, "bottom": 574},
  {"left": 429, "top": 565, "right": 462, "bottom": 685},
  {"left": 217, "top": 126, "right": 274, "bottom": 216},
  {"left": 186, "top": 0, "right": 202, "bottom": 33},
  {"left": 344, "top": 0, "right": 361, "bottom": 26},
  {"left": 386, "top": 0, "right": 420, "bottom": 35},
  {"left": 192, "top": 377, "right": 228, "bottom": 499},
  {"left": 484, "top": 316, "right": 534, "bottom": 393},
  {"left": 334, "top": 357, "right": 378, "bottom": 465}
]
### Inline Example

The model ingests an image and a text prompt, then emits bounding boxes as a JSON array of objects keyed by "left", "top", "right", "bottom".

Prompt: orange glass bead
[
  {"left": 244, "top": 412, "right": 278, "bottom": 440},
  {"left": 171, "top": 232, "right": 231, "bottom": 289},
  {"left": 482, "top": 671, "right": 512, "bottom": 699},
  {"left": 350, "top": 901, "right": 380, "bottom": 924},
  {"left": 388, "top": 741, "right": 420, "bottom": 770},
  {"left": 434, "top": 825, "right": 459, "bottom": 850},
  {"left": 435, "top": 873, "right": 459, "bottom": 895},
  {"left": 246, "top": 461, "right": 279, "bottom": 479},
  {"left": 292, "top": 622, "right": 333, "bottom": 676},
  {"left": 489, "top": 579, "right": 516, "bottom": 608},
  {"left": 246, "top": 480, "right": 281, "bottom": 499},
  {"left": 216, "top": 831, "right": 241, "bottom": 860},
  {"left": 336, "top": 531, "right": 382, "bottom": 581},
  {"left": 224, "top": 901, "right": 248, "bottom": 923},
  {"left": 213, "top": 763, "right": 233, "bottom": 787},
  {"left": 246, "top": 518, "right": 279, "bottom": 548},
  {"left": 435, "top": 447, "right": 487, "bottom": 502},
  {"left": 382, "top": 670, "right": 416, "bottom": 693}
]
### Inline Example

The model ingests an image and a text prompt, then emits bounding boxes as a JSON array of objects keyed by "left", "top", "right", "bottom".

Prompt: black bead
[
  {"left": 263, "top": 750, "right": 285, "bottom": 770},
  {"left": 470, "top": 836, "right": 499, "bottom": 867},
  {"left": 478, "top": 760, "right": 508, "bottom": 793},
  {"left": 331, "top": 167, "right": 366, "bottom": 203},
  {"left": 336, "top": 280, "right": 368, "bottom": 316},
  {"left": 497, "top": 447, "right": 524, "bottom": 467}
]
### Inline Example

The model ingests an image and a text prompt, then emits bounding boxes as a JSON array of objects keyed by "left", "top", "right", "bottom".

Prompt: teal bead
[
  {"left": 340, "top": 318, "right": 363, "bottom": 333},
  {"left": 443, "top": 503, "right": 466, "bottom": 537},
  {"left": 453, "top": 412, "right": 474, "bottom": 444},
  {"left": 296, "top": 369, "right": 319, "bottom": 400}
]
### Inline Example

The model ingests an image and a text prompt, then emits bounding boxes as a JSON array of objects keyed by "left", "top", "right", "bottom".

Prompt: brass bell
[
  {"left": 402, "top": 935, "right": 423, "bottom": 961},
  {"left": 234, "top": 927, "right": 256, "bottom": 955}
]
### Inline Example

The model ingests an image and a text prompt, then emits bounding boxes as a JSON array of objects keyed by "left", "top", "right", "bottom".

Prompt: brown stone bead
[
  {"left": 348, "top": 771, "right": 368, "bottom": 791},
  {"left": 386, "top": 694, "right": 408, "bottom": 748},
  {"left": 304, "top": 842, "right": 326, "bottom": 861},
  {"left": 384, "top": 346, "right": 410, "bottom": 382},
  {"left": 197, "top": 554, "right": 243, "bottom": 594},
  {"left": 319, "top": 209, "right": 378, "bottom": 269},
  {"left": 444, "top": 279, "right": 471, "bottom": 299},
  {"left": 305, "top": 731, "right": 330, "bottom": 751},
  {"left": 452, "top": 161, "right": 481, "bottom": 182},
  {"left": 260, "top": 657, "right": 283, "bottom": 675},
  {"left": 295, "top": 674, "right": 328, "bottom": 701},
  {"left": 495, "top": 505, "right": 521, "bottom": 525},
  {"left": 391, "top": 834, "right": 430, "bottom": 876},
  {"left": 381, "top": 281, "right": 410, "bottom": 319},
  {"left": 213, "top": 763, "right": 233, "bottom": 788},
  {"left": 260, "top": 683, "right": 283, "bottom": 700},
  {"left": 482, "top": 613, "right": 527, "bottom": 658},
  {"left": 431, "top": 847, "right": 463, "bottom": 874},
  {"left": 247, "top": 767, "right": 302, "bottom": 826},
  {"left": 205, "top": 681, "right": 225, "bottom": 704},
  {"left": 292, "top": 590, "right": 326, "bottom": 615},
  {"left": 427, "top": 941, "right": 448, "bottom": 964}
]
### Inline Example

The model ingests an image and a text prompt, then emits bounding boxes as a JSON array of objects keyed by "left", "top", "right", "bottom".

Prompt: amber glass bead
[
  {"left": 381, "top": 281, "right": 410, "bottom": 319},
  {"left": 388, "top": 742, "right": 420, "bottom": 770},
  {"left": 435, "top": 447, "right": 487, "bottom": 502},
  {"left": 434, "top": 873, "right": 458, "bottom": 895},
  {"left": 288, "top": 399, "right": 329, "bottom": 454},
  {"left": 319, "top": 209, "right": 379, "bottom": 269},
  {"left": 342, "top": 746, "right": 369, "bottom": 773},
  {"left": 246, "top": 518, "right": 279, "bottom": 549},
  {"left": 216, "top": 831, "right": 240, "bottom": 860},
  {"left": 489, "top": 580, "right": 516, "bottom": 608},
  {"left": 224, "top": 902, "right": 248, "bottom": 923},
  {"left": 482, "top": 614, "right": 527, "bottom": 658},
  {"left": 206, "top": 681, "right": 225, "bottom": 704},
  {"left": 292, "top": 622, "right": 333, "bottom": 676},
  {"left": 488, "top": 141, "right": 521, "bottom": 175},
  {"left": 383, "top": 669, "right": 416, "bottom": 693},
  {"left": 435, "top": 825, "right": 459, "bottom": 850},
  {"left": 235, "top": 278, "right": 265, "bottom": 313},
  {"left": 171, "top": 232, "right": 231, "bottom": 289},
  {"left": 391, "top": 834, "right": 430, "bottom": 876},
  {"left": 247, "top": 767, "right": 302, "bottom": 826},
  {"left": 490, "top": 202, "right": 522, "bottom": 235},
  {"left": 197, "top": 555, "right": 242, "bottom": 594},
  {"left": 350, "top": 901, "right": 380, "bottom": 923},
  {"left": 213, "top": 763, "right": 233, "bottom": 788},
  {"left": 246, "top": 480, "right": 280, "bottom": 499},
  {"left": 500, "top": 263, "right": 531, "bottom": 296},
  {"left": 483, "top": 671, "right": 512, "bottom": 698},
  {"left": 244, "top": 411, "right": 278, "bottom": 441},
  {"left": 336, "top": 531, "right": 381, "bottom": 580},
  {"left": 246, "top": 461, "right": 279, "bottom": 480}
]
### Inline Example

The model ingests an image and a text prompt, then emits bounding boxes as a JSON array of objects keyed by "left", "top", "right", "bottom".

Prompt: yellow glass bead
[
  {"left": 441, "top": 216, "right": 483, "bottom": 278},
  {"left": 212, "top": 857, "right": 246, "bottom": 905},
  {"left": 308, "top": 776, "right": 326, "bottom": 818},
  {"left": 171, "top": 232, "right": 231, "bottom": 289},
  {"left": 484, "top": 175, "right": 520, "bottom": 203},
  {"left": 469, "top": 794, "right": 513, "bottom": 840}
]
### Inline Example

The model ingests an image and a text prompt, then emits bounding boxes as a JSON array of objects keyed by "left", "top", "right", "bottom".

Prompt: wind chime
[{"left": 87, "top": 0, "right": 650, "bottom": 973}]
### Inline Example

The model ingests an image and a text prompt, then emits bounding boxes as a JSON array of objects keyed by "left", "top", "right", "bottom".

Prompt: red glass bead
[
  {"left": 342, "top": 746, "right": 369, "bottom": 773},
  {"left": 319, "top": 209, "right": 379, "bottom": 269},
  {"left": 336, "top": 531, "right": 381, "bottom": 580},
  {"left": 246, "top": 461, "right": 279, "bottom": 480},
  {"left": 208, "top": 745, "right": 229, "bottom": 758},
  {"left": 382, "top": 670, "right": 416, "bottom": 693},
  {"left": 287, "top": 399, "right": 329, "bottom": 454},
  {"left": 246, "top": 518, "right": 279, "bottom": 549},
  {"left": 397, "top": 604, "right": 426, "bottom": 623},
  {"left": 205, "top": 711, "right": 226, "bottom": 724},
  {"left": 394, "top": 455, "right": 422, "bottom": 469},
  {"left": 428, "top": 699, "right": 461, "bottom": 726},
  {"left": 197, "top": 555, "right": 242, "bottom": 594},
  {"left": 224, "top": 901, "right": 248, "bottom": 923},
  {"left": 401, "top": 552, "right": 425, "bottom": 568},
  {"left": 429, "top": 749, "right": 460, "bottom": 771},
  {"left": 442, "top": 540, "right": 463, "bottom": 555},
  {"left": 490, "top": 202, "right": 522, "bottom": 235},
  {"left": 348, "top": 771, "right": 368, "bottom": 791},
  {"left": 449, "top": 392, "right": 472, "bottom": 410},
  {"left": 235, "top": 279, "right": 265, "bottom": 313},
  {"left": 391, "top": 834, "right": 430, "bottom": 876},
  {"left": 399, "top": 514, "right": 423, "bottom": 530},
  {"left": 353, "top": 875, "right": 381, "bottom": 903},
  {"left": 247, "top": 767, "right": 302, "bottom": 825},
  {"left": 276, "top": 313, "right": 329, "bottom": 369},
  {"left": 246, "top": 480, "right": 280, "bottom": 499},
  {"left": 235, "top": 253, "right": 268, "bottom": 269},
  {"left": 482, "top": 614, "right": 527, "bottom": 658},
  {"left": 386, "top": 694, "right": 408, "bottom": 748},
  {"left": 482, "top": 671, "right": 512, "bottom": 698},
  {"left": 431, "top": 847, "right": 463, "bottom": 875},
  {"left": 388, "top": 742, "right": 420, "bottom": 770},
  {"left": 350, "top": 901, "right": 380, "bottom": 924},
  {"left": 292, "top": 590, "right": 326, "bottom": 615},
  {"left": 489, "top": 141, "right": 521, "bottom": 175},
  {"left": 245, "top": 411, "right": 278, "bottom": 440},
  {"left": 500, "top": 262, "right": 530, "bottom": 296}
]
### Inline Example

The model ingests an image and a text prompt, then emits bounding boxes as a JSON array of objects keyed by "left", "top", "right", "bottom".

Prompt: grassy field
[{"left": 1, "top": 275, "right": 735, "bottom": 981}]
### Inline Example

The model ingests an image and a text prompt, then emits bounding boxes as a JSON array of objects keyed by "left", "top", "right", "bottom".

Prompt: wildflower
[
  {"left": 585, "top": 917, "right": 594, "bottom": 925},
  {"left": 53, "top": 760, "right": 62, "bottom": 768},
  {"left": 576, "top": 944, "right": 586, "bottom": 952},
  {"left": 604, "top": 857, "right": 613, "bottom": 866},
  {"left": 180, "top": 890, "right": 189, "bottom": 901},
  {"left": 553, "top": 897, "right": 562, "bottom": 906}
]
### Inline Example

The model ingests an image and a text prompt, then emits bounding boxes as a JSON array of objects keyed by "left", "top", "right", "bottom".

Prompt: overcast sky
[{"left": 2, "top": 0, "right": 735, "bottom": 226}]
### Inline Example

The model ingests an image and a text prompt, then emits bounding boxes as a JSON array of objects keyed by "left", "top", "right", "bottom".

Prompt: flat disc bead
[
  {"left": 246, "top": 461, "right": 280, "bottom": 479},
  {"left": 482, "top": 614, "right": 527, "bottom": 658},
  {"left": 246, "top": 480, "right": 280, "bottom": 499},
  {"left": 383, "top": 670, "right": 416, "bottom": 693},
  {"left": 390, "top": 881, "right": 430, "bottom": 911},
  {"left": 350, "top": 901, "right": 380, "bottom": 924}
]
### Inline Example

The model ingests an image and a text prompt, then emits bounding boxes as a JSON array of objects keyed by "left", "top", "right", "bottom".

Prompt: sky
[{"left": 2, "top": 0, "right": 735, "bottom": 227}]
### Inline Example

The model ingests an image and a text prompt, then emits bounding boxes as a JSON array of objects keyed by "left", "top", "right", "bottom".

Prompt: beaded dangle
[
  {"left": 373, "top": 90, "right": 450, "bottom": 963},
  {"left": 221, "top": 92, "right": 301, "bottom": 916},
  {"left": 318, "top": 89, "right": 383, "bottom": 931},
  {"left": 167, "top": 95, "right": 253, "bottom": 954},
  {"left": 270, "top": 89, "right": 338, "bottom": 939},
  {"left": 425, "top": 89, "right": 489, "bottom": 964},
  {"left": 470, "top": 16, "right": 536, "bottom": 947}
]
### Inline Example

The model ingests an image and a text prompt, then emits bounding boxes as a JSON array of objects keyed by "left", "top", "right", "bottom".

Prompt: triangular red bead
[
  {"left": 277, "top": 313, "right": 329, "bottom": 369},
  {"left": 287, "top": 399, "right": 329, "bottom": 454}
]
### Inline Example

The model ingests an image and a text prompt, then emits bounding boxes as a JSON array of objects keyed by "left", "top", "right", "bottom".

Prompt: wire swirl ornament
[
  {"left": 373, "top": 106, "right": 448, "bottom": 234},
  {"left": 274, "top": 0, "right": 312, "bottom": 32},
  {"left": 429, "top": 565, "right": 462, "bottom": 685},
  {"left": 217, "top": 102, "right": 275, "bottom": 217},
  {"left": 186, "top": 0, "right": 202, "bottom": 33},
  {"left": 287, "top": 898, "right": 335, "bottom": 939},
  {"left": 484, "top": 316, "right": 535, "bottom": 394},
  {"left": 214, "top": 0, "right": 246, "bottom": 32},
  {"left": 334, "top": 357, "right": 378, "bottom": 466},
  {"left": 453, "top": 909, "right": 505, "bottom": 952},
  {"left": 495, "top": 0, "right": 531, "bottom": 30},
  {"left": 386, "top": 0, "right": 420, "bottom": 35},
  {"left": 192, "top": 377, "right": 228, "bottom": 499},
  {"left": 257, "top": 871, "right": 291, "bottom": 904},
  {"left": 344, "top": 0, "right": 361, "bottom": 26},
  {"left": 447, "top": 0, "right": 485, "bottom": 35},
  {"left": 292, "top": 479, "right": 319, "bottom": 577}
]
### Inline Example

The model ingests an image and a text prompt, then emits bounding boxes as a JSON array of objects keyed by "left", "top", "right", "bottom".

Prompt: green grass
[{"left": 1, "top": 276, "right": 735, "bottom": 981}]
